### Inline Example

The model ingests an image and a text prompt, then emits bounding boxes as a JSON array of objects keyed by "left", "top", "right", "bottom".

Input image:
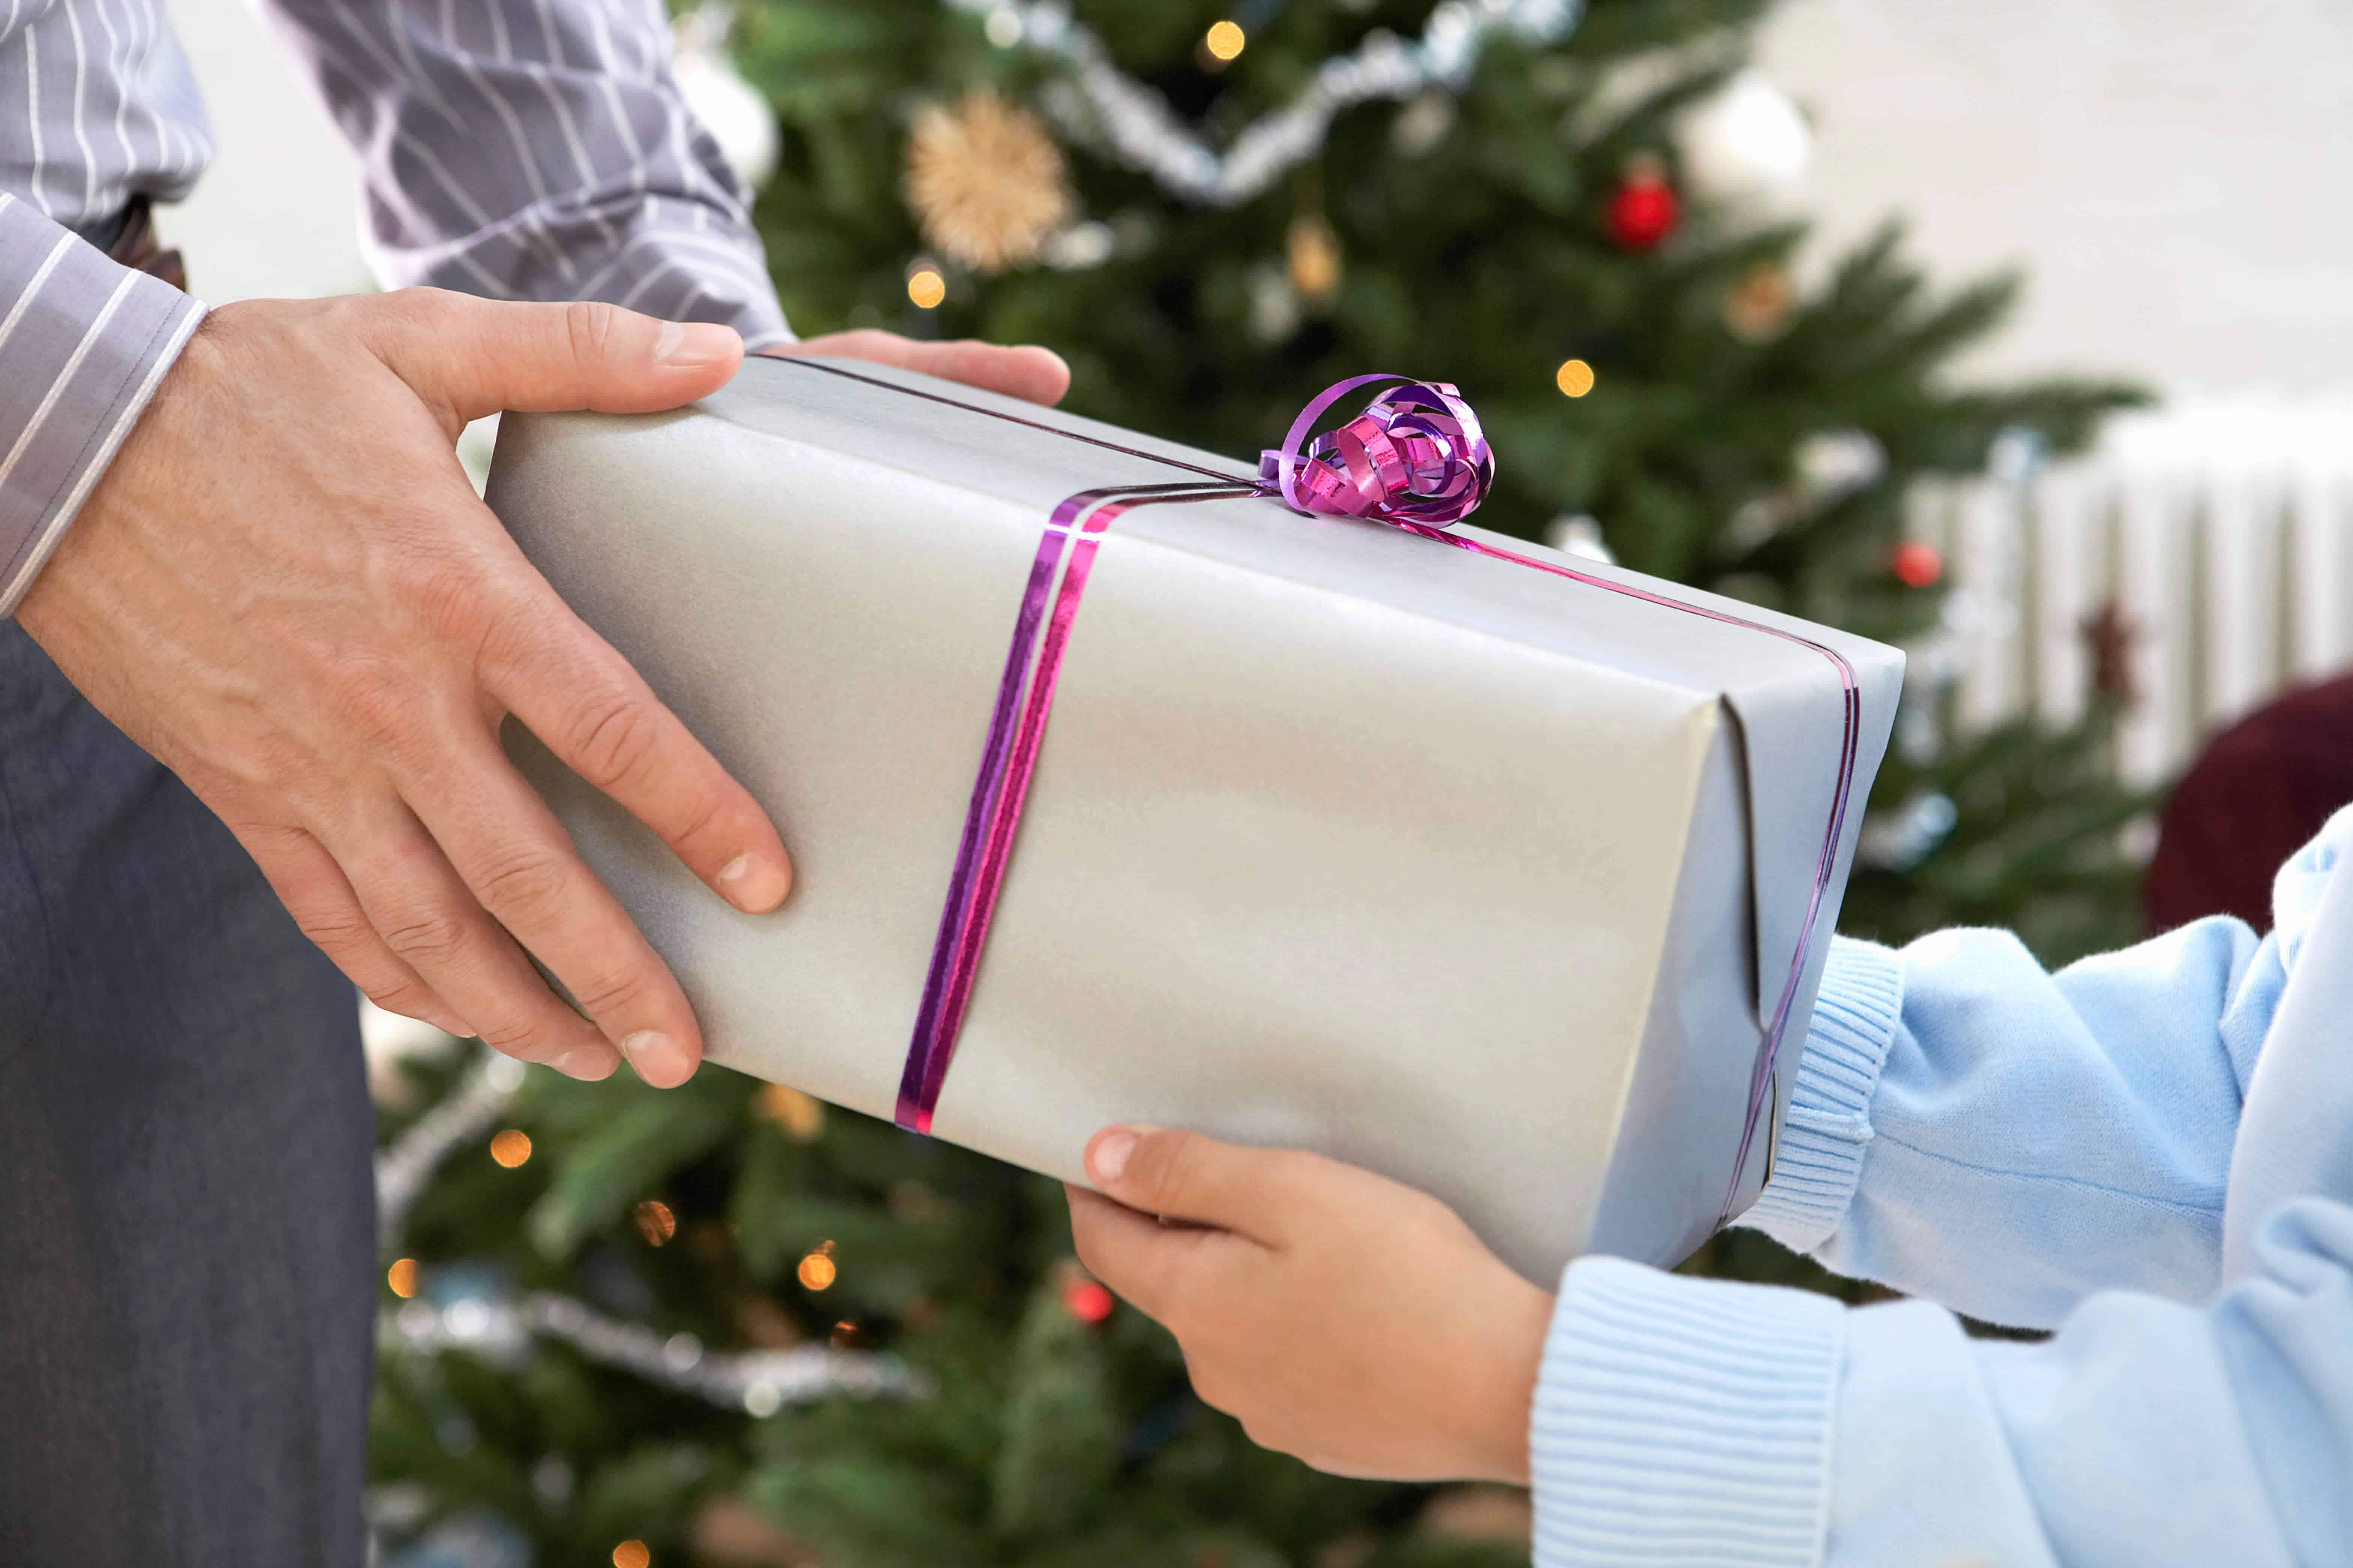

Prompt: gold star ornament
[{"left": 905, "top": 88, "right": 1073, "bottom": 273}]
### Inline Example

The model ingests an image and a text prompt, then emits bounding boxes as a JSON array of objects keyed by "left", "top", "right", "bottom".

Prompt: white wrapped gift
[{"left": 488, "top": 358, "right": 1902, "bottom": 1281}]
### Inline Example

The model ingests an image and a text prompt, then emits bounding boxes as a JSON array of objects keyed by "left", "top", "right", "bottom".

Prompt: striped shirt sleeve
[
  {"left": 0, "top": 192, "right": 204, "bottom": 617},
  {"left": 253, "top": 0, "right": 790, "bottom": 349}
]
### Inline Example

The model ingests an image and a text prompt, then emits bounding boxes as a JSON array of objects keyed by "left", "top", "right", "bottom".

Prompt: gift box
[{"left": 488, "top": 358, "right": 1902, "bottom": 1281}]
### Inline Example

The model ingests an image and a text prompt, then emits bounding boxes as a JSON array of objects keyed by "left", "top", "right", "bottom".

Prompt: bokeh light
[
  {"left": 798, "top": 1243, "right": 839, "bottom": 1292},
  {"left": 1892, "top": 539, "right": 1945, "bottom": 588},
  {"left": 1061, "top": 1279, "right": 1116, "bottom": 1323},
  {"left": 633, "top": 1199, "right": 677, "bottom": 1247},
  {"left": 386, "top": 1258, "right": 418, "bottom": 1299},
  {"left": 759, "top": 1083, "right": 826, "bottom": 1142},
  {"left": 612, "top": 1542, "right": 650, "bottom": 1568},
  {"left": 1555, "top": 358, "right": 1596, "bottom": 398},
  {"left": 1204, "top": 20, "right": 1245, "bottom": 61},
  {"left": 906, "top": 267, "right": 946, "bottom": 309},
  {"left": 489, "top": 1129, "right": 532, "bottom": 1168}
]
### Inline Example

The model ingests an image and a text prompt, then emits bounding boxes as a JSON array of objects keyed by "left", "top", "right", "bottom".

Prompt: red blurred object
[
  {"left": 1890, "top": 539, "right": 1943, "bottom": 589},
  {"left": 1605, "top": 172, "right": 1678, "bottom": 250},
  {"left": 2144, "top": 672, "right": 2353, "bottom": 934},
  {"left": 1061, "top": 1278, "right": 1116, "bottom": 1324}
]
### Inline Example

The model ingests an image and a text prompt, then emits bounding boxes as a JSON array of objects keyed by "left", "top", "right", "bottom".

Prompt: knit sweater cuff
[
  {"left": 1738, "top": 935, "right": 1905, "bottom": 1255},
  {"left": 1530, "top": 1257, "right": 1846, "bottom": 1567}
]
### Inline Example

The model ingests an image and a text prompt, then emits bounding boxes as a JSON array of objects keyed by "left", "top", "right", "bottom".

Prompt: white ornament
[
  {"left": 674, "top": 5, "right": 781, "bottom": 191},
  {"left": 943, "top": 0, "right": 1584, "bottom": 206},
  {"left": 1675, "top": 69, "right": 1810, "bottom": 210}
]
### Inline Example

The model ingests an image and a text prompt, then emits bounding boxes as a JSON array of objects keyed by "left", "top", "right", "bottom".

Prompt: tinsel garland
[
  {"left": 382, "top": 1290, "right": 929, "bottom": 1415},
  {"left": 946, "top": 0, "right": 1585, "bottom": 206},
  {"left": 375, "top": 1048, "right": 924, "bottom": 1415}
]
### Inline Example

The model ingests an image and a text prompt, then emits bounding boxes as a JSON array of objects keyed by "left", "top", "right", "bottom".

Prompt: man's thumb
[{"left": 369, "top": 289, "right": 744, "bottom": 427}]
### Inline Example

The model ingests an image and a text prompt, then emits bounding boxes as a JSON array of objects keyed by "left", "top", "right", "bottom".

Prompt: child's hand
[{"left": 1066, "top": 1126, "right": 1555, "bottom": 1484}]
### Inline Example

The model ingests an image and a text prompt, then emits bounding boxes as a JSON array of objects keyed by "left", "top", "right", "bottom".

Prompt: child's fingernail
[{"left": 1091, "top": 1128, "right": 1138, "bottom": 1184}]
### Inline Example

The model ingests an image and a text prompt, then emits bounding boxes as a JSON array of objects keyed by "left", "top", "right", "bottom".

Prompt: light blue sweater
[{"left": 1530, "top": 803, "right": 2353, "bottom": 1566}]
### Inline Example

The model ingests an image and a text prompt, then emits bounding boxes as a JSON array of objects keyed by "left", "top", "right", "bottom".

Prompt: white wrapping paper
[{"left": 489, "top": 358, "right": 1903, "bottom": 1281}]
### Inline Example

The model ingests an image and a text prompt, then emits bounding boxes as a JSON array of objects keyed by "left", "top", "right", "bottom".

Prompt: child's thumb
[{"left": 1084, "top": 1126, "right": 1296, "bottom": 1240}]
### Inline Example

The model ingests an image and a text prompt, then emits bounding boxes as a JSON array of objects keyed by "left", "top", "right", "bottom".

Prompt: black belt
[{"left": 98, "top": 196, "right": 185, "bottom": 293}]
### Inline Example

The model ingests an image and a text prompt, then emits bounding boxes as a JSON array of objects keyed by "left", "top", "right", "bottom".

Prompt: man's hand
[
  {"left": 17, "top": 290, "right": 1063, "bottom": 1087},
  {"left": 762, "top": 329, "right": 1070, "bottom": 406},
  {"left": 1067, "top": 1127, "right": 1554, "bottom": 1484}
]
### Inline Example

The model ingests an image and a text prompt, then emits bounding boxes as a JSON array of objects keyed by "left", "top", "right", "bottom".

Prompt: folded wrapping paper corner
[{"left": 489, "top": 357, "right": 1904, "bottom": 1277}]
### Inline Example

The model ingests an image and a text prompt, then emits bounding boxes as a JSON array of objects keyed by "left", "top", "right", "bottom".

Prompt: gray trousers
[{"left": 0, "top": 621, "right": 374, "bottom": 1566}]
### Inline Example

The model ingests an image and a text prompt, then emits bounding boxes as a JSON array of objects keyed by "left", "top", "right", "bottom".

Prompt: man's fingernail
[
  {"left": 425, "top": 1008, "right": 474, "bottom": 1038},
  {"left": 620, "top": 1029, "right": 689, "bottom": 1086},
  {"left": 1091, "top": 1129, "right": 1138, "bottom": 1184},
  {"left": 718, "top": 851, "right": 789, "bottom": 912},
  {"left": 656, "top": 320, "right": 740, "bottom": 368},
  {"left": 555, "top": 1045, "right": 616, "bottom": 1081}
]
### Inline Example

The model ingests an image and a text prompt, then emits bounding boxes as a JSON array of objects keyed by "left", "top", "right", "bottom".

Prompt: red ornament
[
  {"left": 1061, "top": 1278, "right": 1116, "bottom": 1324},
  {"left": 1891, "top": 540, "right": 1944, "bottom": 589},
  {"left": 1606, "top": 166, "right": 1679, "bottom": 251}
]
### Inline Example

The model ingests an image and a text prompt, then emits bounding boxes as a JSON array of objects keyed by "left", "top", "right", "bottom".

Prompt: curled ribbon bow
[{"left": 1260, "top": 375, "right": 1494, "bottom": 527}]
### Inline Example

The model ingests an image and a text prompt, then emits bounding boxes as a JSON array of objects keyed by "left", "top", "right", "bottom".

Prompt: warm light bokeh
[
  {"left": 633, "top": 1199, "right": 677, "bottom": 1247},
  {"left": 489, "top": 1128, "right": 532, "bottom": 1168},
  {"left": 797, "top": 1247, "right": 839, "bottom": 1292}
]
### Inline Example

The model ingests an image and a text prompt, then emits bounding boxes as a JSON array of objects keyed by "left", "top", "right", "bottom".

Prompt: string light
[
  {"left": 906, "top": 266, "right": 947, "bottom": 309},
  {"left": 1555, "top": 359, "right": 1596, "bottom": 398},
  {"left": 798, "top": 1241, "right": 839, "bottom": 1292},
  {"left": 1204, "top": 20, "right": 1245, "bottom": 61},
  {"left": 633, "top": 1200, "right": 677, "bottom": 1247},
  {"left": 613, "top": 1542, "right": 650, "bottom": 1568},
  {"left": 489, "top": 1128, "right": 533, "bottom": 1168},
  {"left": 387, "top": 1258, "right": 419, "bottom": 1299},
  {"left": 758, "top": 1083, "right": 826, "bottom": 1142}
]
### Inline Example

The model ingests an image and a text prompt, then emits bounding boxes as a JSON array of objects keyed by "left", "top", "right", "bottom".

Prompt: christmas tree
[{"left": 370, "top": 2, "right": 2151, "bottom": 1562}]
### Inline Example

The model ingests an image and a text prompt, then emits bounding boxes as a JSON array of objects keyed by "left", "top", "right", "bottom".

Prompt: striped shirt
[{"left": 0, "top": 0, "right": 789, "bottom": 616}]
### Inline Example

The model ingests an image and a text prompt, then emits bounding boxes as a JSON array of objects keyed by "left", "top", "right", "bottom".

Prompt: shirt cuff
[
  {"left": 1738, "top": 935, "right": 1906, "bottom": 1256},
  {"left": 1531, "top": 1256, "right": 1846, "bottom": 1568},
  {"left": 0, "top": 194, "right": 206, "bottom": 618}
]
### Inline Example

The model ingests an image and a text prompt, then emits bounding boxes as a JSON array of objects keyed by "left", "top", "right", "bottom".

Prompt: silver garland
[
  {"left": 383, "top": 1291, "right": 930, "bottom": 1415},
  {"left": 375, "top": 1048, "right": 527, "bottom": 1249},
  {"left": 947, "top": 0, "right": 1584, "bottom": 206},
  {"left": 375, "top": 1044, "right": 925, "bottom": 1415}
]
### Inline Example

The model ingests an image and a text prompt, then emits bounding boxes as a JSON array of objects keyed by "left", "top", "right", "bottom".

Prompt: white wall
[
  {"left": 1761, "top": 0, "right": 2353, "bottom": 395},
  {"left": 163, "top": 0, "right": 368, "bottom": 302},
  {"left": 162, "top": 0, "right": 2353, "bottom": 397}
]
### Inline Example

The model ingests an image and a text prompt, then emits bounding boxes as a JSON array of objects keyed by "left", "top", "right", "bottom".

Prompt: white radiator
[{"left": 1912, "top": 398, "right": 2353, "bottom": 785}]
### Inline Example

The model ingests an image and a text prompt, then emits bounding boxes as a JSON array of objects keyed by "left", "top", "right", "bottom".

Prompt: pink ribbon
[{"left": 776, "top": 362, "right": 1856, "bottom": 1223}]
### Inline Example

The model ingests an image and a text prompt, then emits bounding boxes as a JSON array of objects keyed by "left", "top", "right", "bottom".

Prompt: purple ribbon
[{"left": 775, "top": 362, "right": 1856, "bottom": 1221}]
